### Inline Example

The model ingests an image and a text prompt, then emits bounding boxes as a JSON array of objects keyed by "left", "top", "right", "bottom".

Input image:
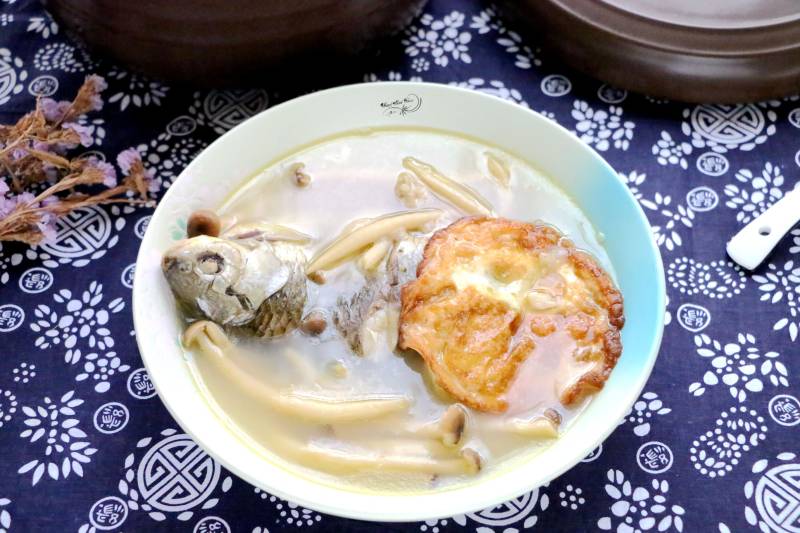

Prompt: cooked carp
[{"left": 161, "top": 223, "right": 308, "bottom": 337}]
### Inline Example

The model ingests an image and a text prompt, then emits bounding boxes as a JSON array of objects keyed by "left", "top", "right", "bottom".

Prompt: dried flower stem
[{"left": 0, "top": 74, "right": 156, "bottom": 246}]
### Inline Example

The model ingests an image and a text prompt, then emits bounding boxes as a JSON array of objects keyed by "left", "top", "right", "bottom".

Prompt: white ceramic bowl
[{"left": 133, "top": 82, "right": 665, "bottom": 522}]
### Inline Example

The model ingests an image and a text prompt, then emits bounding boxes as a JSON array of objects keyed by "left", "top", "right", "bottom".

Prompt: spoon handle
[{"left": 727, "top": 186, "right": 800, "bottom": 270}]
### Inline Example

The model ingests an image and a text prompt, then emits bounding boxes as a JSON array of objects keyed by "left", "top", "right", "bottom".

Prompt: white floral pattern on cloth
[
  {"left": 689, "top": 332, "right": 789, "bottom": 401},
  {"left": 571, "top": 100, "right": 635, "bottom": 151},
  {"left": 32, "top": 41, "right": 93, "bottom": 73},
  {"left": 0, "top": 498, "right": 9, "bottom": 533},
  {"left": 724, "top": 162, "right": 796, "bottom": 224},
  {"left": 30, "top": 281, "right": 124, "bottom": 351},
  {"left": 27, "top": 16, "right": 58, "bottom": 39},
  {"left": 68, "top": 349, "right": 131, "bottom": 393},
  {"left": 689, "top": 405, "right": 767, "bottom": 478},
  {"left": 470, "top": 7, "right": 540, "bottom": 69},
  {"left": 403, "top": 11, "right": 472, "bottom": 69},
  {"left": 449, "top": 78, "right": 528, "bottom": 107},
  {"left": 0, "top": 242, "right": 23, "bottom": 284},
  {"left": 597, "top": 472, "right": 686, "bottom": 532},
  {"left": 11, "top": 362, "right": 35, "bottom": 384},
  {"left": 557, "top": 484, "right": 586, "bottom": 511},
  {"left": 363, "top": 71, "right": 423, "bottom": 83},
  {"left": 641, "top": 193, "right": 694, "bottom": 251},
  {"left": 0, "top": 389, "right": 17, "bottom": 428},
  {"left": 136, "top": 126, "right": 207, "bottom": 190},
  {"left": 17, "top": 390, "right": 96, "bottom": 485},
  {"left": 75, "top": 115, "right": 106, "bottom": 146},
  {"left": 652, "top": 131, "right": 692, "bottom": 170},
  {"left": 116, "top": 428, "right": 233, "bottom": 522},
  {"left": 666, "top": 258, "right": 746, "bottom": 299},
  {"left": 105, "top": 67, "right": 168, "bottom": 111},
  {"left": 619, "top": 169, "right": 718, "bottom": 251},
  {"left": 620, "top": 392, "right": 672, "bottom": 437},
  {"left": 254, "top": 488, "right": 322, "bottom": 528},
  {"left": 753, "top": 260, "right": 800, "bottom": 341}
]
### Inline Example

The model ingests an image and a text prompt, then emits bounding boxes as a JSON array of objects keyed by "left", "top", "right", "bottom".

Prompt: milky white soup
[{"left": 185, "top": 128, "right": 614, "bottom": 493}]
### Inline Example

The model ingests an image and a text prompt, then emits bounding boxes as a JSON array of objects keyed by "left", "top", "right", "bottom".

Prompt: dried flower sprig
[{"left": 0, "top": 74, "right": 156, "bottom": 245}]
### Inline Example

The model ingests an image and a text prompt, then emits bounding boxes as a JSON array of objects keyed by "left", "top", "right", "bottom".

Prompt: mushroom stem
[
  {"left": 358, "top": 238, "right": 392, "bottom": 272},
  {"left": 183, "top": 321, "right": 410, "bottom": 423},
  {"left": 307, "top": 209, "right": 442, "bottom": 273},
  {"left": 283, "top": 347, "right": 317, "bottom": 381},
  {"left": 403, "top": 157, "right": 494, "bottom": 216},
  {"left": 488, "top": 416, "right": 559, "bottom": 439},
  {"left": 270, "top": 433, "right": 482, "bottom": 476},
  {"left": 412, "top": 404, "right": 468, "bottom": 448}
]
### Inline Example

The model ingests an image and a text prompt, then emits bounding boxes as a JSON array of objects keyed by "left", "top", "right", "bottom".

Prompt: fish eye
[{"left": 197, "top": 252, "right": 224, "bottom": 274}]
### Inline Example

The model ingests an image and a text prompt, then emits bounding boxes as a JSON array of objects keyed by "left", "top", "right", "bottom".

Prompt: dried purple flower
[
  {"left": 86, "top": 74, "right": 108, "bottom": 93},
  {"left": 31, "top": 141, "right": 51, "bottom": 152},
  {"left": 14, "top": 192, "right": 36, "bottom": 207},
  {"left": 85, "top": 74, "right": 107, "bottom": 111},
  {"left": 86, "top": 156, "right": 117, "bottom": 187},
  {"left": 1, "top": 74, "right": 153, "bottom": 245},
  {"left": 0, "top": 197, "right": 14, "bottom": 218},
  {"left": 0, "top": 181, "right": 12, "bottom": 218},
  {"left": 40, "top": 98, "right": 72, "bottom": 123},
  {"left": 36, "top": 212, "right": 58, "bottom": 244},
  {"left": 145, "top": 167, "right": 158, "bottom": 192},
  {"left": 62, "top": 122, "right": 93, "bottom": 147},
  {"left": 116, "top": 147, "right": 142, "bottom": 175}
]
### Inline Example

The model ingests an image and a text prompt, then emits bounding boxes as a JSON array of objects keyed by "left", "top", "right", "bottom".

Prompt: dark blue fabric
[{"left": 0, "top": 1, "right": 798, "bottom": 531}]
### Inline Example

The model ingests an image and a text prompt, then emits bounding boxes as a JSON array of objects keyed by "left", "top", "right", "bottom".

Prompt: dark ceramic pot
[
  {"left": 496, "top": 0, "right": 800, "bottom": 103},
  {"left": 43, "top": 0, "right": 427, "bottom": 86}
]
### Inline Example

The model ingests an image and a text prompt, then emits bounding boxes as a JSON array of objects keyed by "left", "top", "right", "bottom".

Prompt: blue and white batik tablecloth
[{"left": 0, "top": 0, "right": 798, "bottom": 531}]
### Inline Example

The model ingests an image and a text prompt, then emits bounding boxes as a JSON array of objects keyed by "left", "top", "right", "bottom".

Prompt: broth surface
[{"left": 187, "top": 128, "right": 614, "bottom": 493}]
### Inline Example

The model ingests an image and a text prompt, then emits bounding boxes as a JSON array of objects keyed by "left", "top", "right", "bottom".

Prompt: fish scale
[{"left": 253, "top": 243, "right": 307, "bottom": 337}]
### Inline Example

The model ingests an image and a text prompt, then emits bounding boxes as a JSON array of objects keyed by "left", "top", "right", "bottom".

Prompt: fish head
[{"left": 161, "top": 235, "right": 290, "bottom": 326}]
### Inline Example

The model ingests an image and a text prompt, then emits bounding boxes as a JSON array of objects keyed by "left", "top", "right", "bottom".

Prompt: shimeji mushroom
[
  {"left": 269, "top": 431, "right": 483, "bottom": 476},
  {"left": 412, "top": 404, "right": 468, "bottom": 448},
  {"left": 307, "top": 209, "right": 442, "bottom": 273},
  {"left": 402, "top": 157, "right": 494, "bottom": 216},
  {"left": 488, "top": 414, "right": 560, "bottom": 439},
  {"left": 183, "top": 320, "right": 410, "bottom": 423}
]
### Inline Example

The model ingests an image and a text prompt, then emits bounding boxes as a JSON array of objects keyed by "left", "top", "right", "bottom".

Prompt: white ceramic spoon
[{"left": 727, "top": 185, "right": 800, "bottom": 270}]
